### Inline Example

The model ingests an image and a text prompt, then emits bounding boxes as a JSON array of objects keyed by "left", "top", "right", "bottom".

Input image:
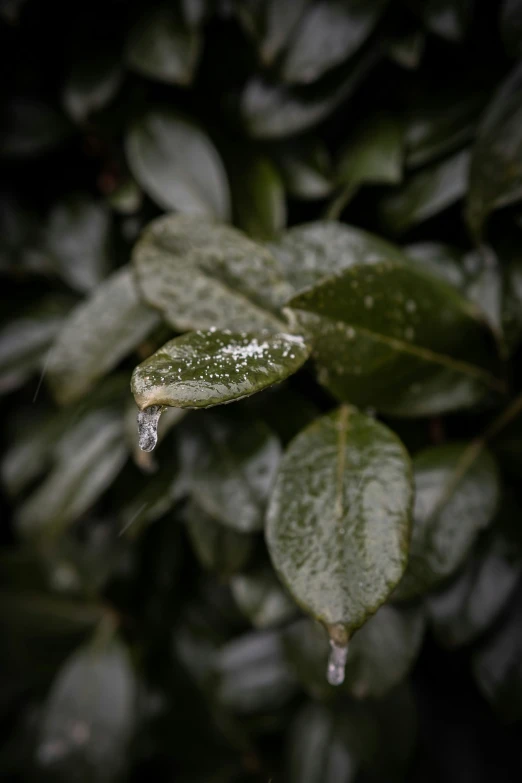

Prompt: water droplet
[
  {"left": 364, "top": 295, "right": 374, "bottom": 309},
  {"left": 327, "top": 639, "right": 349, "bottom": 686},
  {"left": 137, "top": 405, "right": 163, "bottom": 452}
]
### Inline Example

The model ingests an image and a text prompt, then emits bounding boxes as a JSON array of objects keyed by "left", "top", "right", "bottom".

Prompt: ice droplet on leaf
[
  {"left": 327, "top": 639, "right": 349, "bottom": 686},
  {"left": 137, "top": 405, "right": 163, "bottom": 452}
]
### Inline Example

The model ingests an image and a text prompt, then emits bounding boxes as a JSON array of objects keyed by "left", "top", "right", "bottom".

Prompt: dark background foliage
[{"left": 2, "top": 0, "right": 522, "bottom": 781}]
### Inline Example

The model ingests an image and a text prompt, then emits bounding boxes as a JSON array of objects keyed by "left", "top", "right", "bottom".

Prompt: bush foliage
[{"left": 2, "top": 0, "right": 522, "bottom": 781}]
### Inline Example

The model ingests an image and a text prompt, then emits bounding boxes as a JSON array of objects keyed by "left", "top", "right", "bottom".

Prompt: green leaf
[
  {"left": 379, "top": 148, "right": 470, "bottom": 234},
  {"left": 36, "top": 632, "right": 136, "bottom": 781},
  {"left": 387, "top": 28, "right": 425, "bottom": 70},
  {"left": 185, "top": 500, "right": 255, "bottom": 576},
  {"left": 501, "top": 0, "right": 522, "bottom": 57},
  {"left": 0, "top": 296, "right": 72, "bottom": 395},
  {"left": 119, "top": 457, "right": 183, "bottom": 539},
  {"left": 131, "top": 330, "right": 309, "bottom": 411},
  {"left": 133, "top": 214, "right": 291, "bottom": 333},
  {"left": 0, "top": 99, "right": 70, "bottom": 158},
  {"left": 231, "top": 566, "right": 297, "bottom": 628},
  {"left": 428, "top": 528, "right": 522, "bottom": 649},
  {"left": 286, "top": 251, "right": 503, "bottom": 416},
  {"left": 1, "top": 411, "right": 67, "bottom": 496},
  {"left": 228, "top": 153, "right": 286, "bottom": 241},
  {"left": 279, "top": 0, "right": 388, "bottom": 84},
  {"left": 394, "top": 442, "right": 500, "bottom": 600},
  {"left": 235, "top": 0, "right": 311, "bottom": 66},
  {"left": 467, "top": 62, "right": 522, "bottom": 238},
  {"left": 336, "top": 113, "right": 403, "bottom": 188},
  {"left": 63, "top": 53, "right": 122, "bottom": 123},
  {"left": 404, "top": 242, "right": 467, "bottom": 288},
  {"left": 283, "top": 603, "right": 424, "bottom": 700},
  {"left": 404, "top": 87, "right": 485, "bottom": 168},
  {"left": 125, "top": 4, "right": 201, "bottom": 86},
  {"left": 240, "top": 45, "right": 381, "bottom": 139},
  {"left": 269, "top": 220, "right": 407, "bottom": 294},
  {"left": 412, "top": 0, "right": 472, "bottom": 41},
  {"left": 191, "top": 416, "right": 282, "bottom": 532},
  {"left": 44, "top": 195, "right": 112, "bottom": 293},
  {"left": 214, "top": 629, "right": 298, "bottom": 713},
  {"left": 472, "top": 583, "right": 522, "bottom": 722},
  {"left": 0, "top": 592, "right": 105, "bottom": 637},
  {"left": 266, "top": 407, "right": 412, "bottom": 636},
  {"left": 47, "top": 266, "right": 160, "bottom": 405},
  {"left": 16, "top": 409, "right": 127, "bottom": 540},
  {"left": 275, "top": 138, "right": 334, "bottom": 200},
  {"left": 126, "top": 110, "right": 230, "bottom": 218},
  {"left": 286, "top": 702, "right": 358, "bottom": 783}
]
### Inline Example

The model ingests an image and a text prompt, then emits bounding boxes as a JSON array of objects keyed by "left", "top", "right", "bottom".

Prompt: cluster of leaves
[{"left": 2, "top": 0, "right": 522, "bottom": 781}]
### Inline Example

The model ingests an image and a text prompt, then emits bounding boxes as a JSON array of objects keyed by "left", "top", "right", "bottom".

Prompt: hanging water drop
[
  {"left": 327, "top": 639, "right": 349, "bottom": 686},
  {"left": 137, "top": 405, "right": 163, "bottom": 452}
]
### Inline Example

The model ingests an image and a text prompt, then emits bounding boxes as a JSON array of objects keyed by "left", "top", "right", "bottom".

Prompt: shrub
[{"left": 2, "top": 1, "right": 522, "bottom": 781}]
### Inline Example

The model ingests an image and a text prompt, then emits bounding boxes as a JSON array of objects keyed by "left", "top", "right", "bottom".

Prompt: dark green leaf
[
  {"left": 428, "top": 528, "right": 522, "bottom": 648},
  {"left": 231, "top": 566, "right": 296, "bottom": 628},
  {"left": 63, "top": 53, "right": 122, "bottom": 123},
  {"left": 404, "top": 242, "right": 467, "bottom": 288},
  {"left": 388, "top": 28, "right": 425, "bottom": 70},
  {"left": 395, "top": 442, "right": 500, "bottom": 600},
  {"left": 191, "top": 416, "right": 282, "bottom": 532},
  {"left": 16, "top": 409, "right": 127, "bottom": 539},
  {"left": 229, "top": 153, "right": 286, "bottom": 241},
  {"left": 0, "top": 297, "right": 72, "bottom": 395},
  {"left": 412, "top": 0, "right": 472, "bottom": 41},
  {"left": 0, "top": 592, "right": 105, "bottom": 637},
  {"left": 266, "top": 407, "right": 412, "bottom": 636},
  {"left": 235, "top": 0, "right": 311, "bottom": 66},
  {"left": 287, "top": 250, "right": 503, "bottom": 415},
  {"left": 379, "top": 149, "right": 470, "bottom": 234},
  {"left": 501, "top": 0, "right": 522, "bottom": 57},
  {"left": 47, "top": 266, "right": 160, "bottom": 405},
  {"left": 467, "top": 62, "right": 522, "bottom": 238},
  {"left": 185, "top": 500, "right": 255, "bottom": 575},
  {"left": 125, "top": 4, "right": 201, "bottom": 86},
  {"left": 132, "top": 330, "right": 309, "bottom": 411},
  {"left": 286, "top": 702, "right": 358, "bottom": 783},
  {"left": 336, "top": 113, "right": 403, "bottom": 188},
  {"left": 1, "top": 411, "right": 67, "bottom": 496},
  {"left": 126, "top": 110, "right": 230, "bottom": 218},
  {"left": 279, "top": 0, "right": 388, "bottom": 84},
  {"left": 119, "top": 456, "right": 183, "bottom": 539},
  {"left": 275, "top": 138, "right": 334, "bottom": 200},
  {"left": 240, "top": 45, "right": 381, "bottom": 139},
  {"left": 45, "top": 195, "right": 112, "bottom": 293},
  {"left": 36, "top": 631, "right": 136, "bottom": 781},
  {"left": 133, "top": 214, "right": 291, "bottom": 332},
  {"left": 214, "top": 629, "right": 298, "bottom": 712},
  {"left": 0, "top": 99, "right": 70, "bottom": 158}
]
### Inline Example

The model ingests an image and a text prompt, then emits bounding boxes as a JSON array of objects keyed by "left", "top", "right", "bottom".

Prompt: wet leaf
[
  {"left": 126, "top": 110, "right": 230, "bottom": 218},
  {"left": 467, "top": 62, "right": 522, "bottom": 238},
  {"left": 16, "top": 409, "right": 127, "bottom": 539},
  {"left": 185, "top": 500, "right": 255, "bottom": 576},
  {"left": 191, "top": 416, "right": 282, "bottom": 532},
  {"left": 0, "top": 99, "right": 70, "bottom": 158},
  {"left": 47, "top": 266, "right": 160, "bottom": 405},
  {"left": 133, "top": 214, "right": 290, "bottom": 333},
  {"left": 231, "top": 566, "right": 296, "bottom": 628},
  {"left": 404, "top": 242, "right": 467, "bottom": 288},
  {"left": 251, "top": 0, "right": 311, "bottom": 66},
  {"left": 428, "top": 528, "right": 522, "bottom": 648},
  {"left": 240, "top": 46, "right": 381, "bottom": 139},
  {"left": 379, "top": 148, "right": 470, "bottom": 234},
  {"left": 63, "top": 53, "right": 122, "bottom": 123},
  {"left": 266, "top": 407, "right": 412, "bottom": 635},
  {"left": 472, "top": 583, "right": 522, "bottom": 722},
  {"left": 214, "top": 629, "right": 298, "bottom": 712},
  {"left": 228, "top": 153, "right": 286, "bottom": 241},
  {"left": 126, "top": 4, "right": 201, "bottom": 86},
  {"left": 286, "top": 702, "right": 358, "bottom": 783},
  {"left": 36, "top": 631, "right": 137, "bottom": 782},
  {"left": 286, "top": 251, "right": 503, "bottom": 415},
  {"left": 279, "top": 0, "right": 388, "bottom": 84},
  {"left": 395, "top": 442, "right": 500, "bottom": 600},
  {"left": 131, "top": 330, "right": 309, "bottom": 411},
  {"left": 275, "top": 138, "right": 333, "bottom": 200},
  {"left": 336, "top": 113, "right": 403, "bottom": 188},
  {"left": 44, "top": 195, "right": 112, "bottom": 293}
]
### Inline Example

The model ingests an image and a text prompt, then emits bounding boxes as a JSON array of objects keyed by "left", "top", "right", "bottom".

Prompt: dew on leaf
[{"left": 137, "top": 405, "right": 163, "bottom": 452}]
